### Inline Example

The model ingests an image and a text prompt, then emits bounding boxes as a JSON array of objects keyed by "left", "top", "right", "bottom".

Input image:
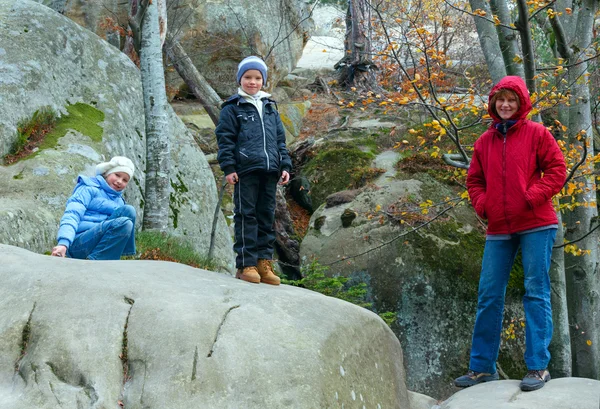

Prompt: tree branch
[
  {"left": 323, "top": 198, "right": 465, "bottom": 266},
  {"left": 563, "top": 137, "right": 588, "bottom": 187},
  {"left": 442, "top": 0, "right": 516, "bottom": 31}
]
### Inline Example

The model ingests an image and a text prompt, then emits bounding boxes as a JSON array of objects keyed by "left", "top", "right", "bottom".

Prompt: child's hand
[
  {"left": 279, "top": 171, "right": 290, "bottom": 185},
  {"left": 51, "top": 245, "right": 67, "bottom": 258},
  {"left": 226, "top": 172, "right": 239, "bottom": 185}
]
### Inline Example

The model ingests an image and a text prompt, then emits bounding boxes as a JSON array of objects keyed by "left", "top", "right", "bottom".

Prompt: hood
[
  {"left": 488, "top": 76, "right": 531, "bottom": 123},
  {"left": 74, "top": 175, "right": 123, "bottom": 199}
]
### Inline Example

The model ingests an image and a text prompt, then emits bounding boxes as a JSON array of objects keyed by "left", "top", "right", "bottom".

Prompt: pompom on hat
[
  {"left": 95, "top": 156, "right": 135, "bottom": 178},
  {"left": 236, "top": 56, "right": 268, "bottom": 85}
]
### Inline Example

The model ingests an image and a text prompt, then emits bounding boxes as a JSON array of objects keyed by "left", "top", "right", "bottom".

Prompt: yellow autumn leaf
[
  {"left": 587, "top": 339, "right": 593, "bottom": 346},
  {"left": 375, "top": 204, "right": 382, "bottom": 212}
]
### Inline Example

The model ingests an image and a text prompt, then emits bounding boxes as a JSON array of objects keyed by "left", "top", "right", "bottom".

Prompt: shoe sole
[
  {"left": 235, "top": 273, "right": 260, "bottom": 284},
  {"left": 520, "top": 375, "right": 551, "bottom": 392},
  {"left": 455, "top": 375, "right": 499, "bottom": 388},
  {"left": 260, "top": 278, "right": 280, "bottom": 286}
]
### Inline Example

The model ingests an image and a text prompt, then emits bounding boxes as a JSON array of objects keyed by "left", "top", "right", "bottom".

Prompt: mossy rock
[
  {"left": 301, "top": 146, "right": 375, "bottom": 209},
  {"left": 43, "top": 103, "right": 104, "bottom": 146}
]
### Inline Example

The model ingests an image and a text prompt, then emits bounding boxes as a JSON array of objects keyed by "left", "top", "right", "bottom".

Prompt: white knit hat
[{"left": 95, "top": 156, "right": 135, "bottom": 178}]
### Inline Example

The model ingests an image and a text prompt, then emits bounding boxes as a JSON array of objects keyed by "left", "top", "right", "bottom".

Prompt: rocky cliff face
[
  {"left": 33, "top": 0, "right": 311, "bottom": 96},
  {"left": 0, "top": 0, "right": 234, "bottom": 271},
  {"left": 300, "top": 163, "right": 528, "bottom": 398},
  {"left": 1, "top": 244, "right": 411, "bottom": 409}
]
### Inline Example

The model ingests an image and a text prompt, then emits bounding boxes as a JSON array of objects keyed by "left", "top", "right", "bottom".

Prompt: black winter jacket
[{"left": 215, "top": 94, "right": 292, "bottom": 177}]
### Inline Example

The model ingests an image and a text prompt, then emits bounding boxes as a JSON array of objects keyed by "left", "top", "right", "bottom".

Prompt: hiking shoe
[
  {"left": 235, "top": 266, "right": 260, "bottom": 284},
  {"left": 257, "top": 259, "right": 281, "bottom": 286},
  {"left": 520, "top": 369, "right": 551, "bottom": 391},
  {"left": 454, "top": 370, "right": 499, "bottom": 387}
]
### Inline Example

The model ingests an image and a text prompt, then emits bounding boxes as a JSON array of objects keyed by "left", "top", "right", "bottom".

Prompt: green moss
[
  {"left": 302, "top": 146, "right": 375, "bottom": 208},
  {"left": 42, "top": 103, "right": 105, "bottom": 150},
  {"left": 406, "top": 220, "right": 485, "bottom": 297},
  {"left": 407, "top": 220, "right": 525, "bottom": 296},
  {"left": 283, "top": 259, "right": 371, "bottom": 308},
  {"left": 13, "top": 171, "right": 24, "bottom": 180},
  {"left": 169, "top": 173, "right": 189, "bottom": 229},
  {"left": 170, "top": 173, "right": 189, "bottom": 194}
]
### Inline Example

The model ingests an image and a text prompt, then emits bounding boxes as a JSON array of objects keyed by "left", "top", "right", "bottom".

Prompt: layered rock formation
[
  {"left": 300, "top": 154, "right": 528, "bottom": 398},
  {"left": 1, "top": 244, "right": 411, "bottom": 409},
  {"left": 33, "top": 0, "right": 311, "bottom": 96},
  {"left": 0, "top": 0, "right": 234, "bottom": 270}
]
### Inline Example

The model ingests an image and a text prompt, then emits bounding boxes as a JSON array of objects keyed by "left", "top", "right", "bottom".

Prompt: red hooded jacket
[{"left": 466, "top": 76, "right": 566, "bottom": 235}]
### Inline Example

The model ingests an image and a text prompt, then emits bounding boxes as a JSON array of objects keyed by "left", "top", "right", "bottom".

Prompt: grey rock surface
[
  {"left": 300, "top": 175, "right": 528, "bottom": 399},
  {"left": 0, "top": 0, "right": 234, "bottom": 271},
  {"left": 1, "top": 244, "right": 411, "bottom": 409},
  {"left": 372, "top": 150, "right": 401, "bottom": 187},
  {"left": 439, "top": 379, "right": 600, "bottom": 409},
  {"left": 408, "top": 390, "right": 438, "bottom": 409}
]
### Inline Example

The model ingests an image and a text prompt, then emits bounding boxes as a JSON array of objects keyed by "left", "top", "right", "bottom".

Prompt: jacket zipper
[
  {"left": 260, "top": 110, "right": 269, "bottom": 171},
  {"left": 502, "top": 133, "right": 511, "bottom": 231},
  {"left": 240, "top": 99, "right": 270, "bottom": 171}
]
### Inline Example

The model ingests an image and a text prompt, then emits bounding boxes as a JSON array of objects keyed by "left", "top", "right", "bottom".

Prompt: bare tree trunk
[
  {"left": 337, "top": 0, "right": 380, "bottom": 91},
  {"left": 549, "top": 216, "right": 572, "bottom": 377},
  {"left": 131, "top": 0, "right": 172, "bottom": 231},
  {"left": 468, "top": 0, "right": 506, "bottom": 84},
  {"left": 515, "top": 0, "right": 536, "bottom": 94},
  {"left": 164, "top": 38, "right": 222, "bottom": 126},
  {"left": 556, "top": 0, "right": 600, "bottom": 379},
  {"left": 489, "top": 0, "right": 525, "bottom": 78}
]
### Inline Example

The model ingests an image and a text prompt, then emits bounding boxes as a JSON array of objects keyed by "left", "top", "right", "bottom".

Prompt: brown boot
[
  {"left": 235, "top": 266, "right": 260, "bottom": 284},
  {"left": 257, "top": 259, "right": 281, "bottom": 286}
]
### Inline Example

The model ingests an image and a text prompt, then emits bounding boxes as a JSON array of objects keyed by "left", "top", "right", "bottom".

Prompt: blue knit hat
[{"left": 237, "top": 56, "right": 268, "bottom": 85}]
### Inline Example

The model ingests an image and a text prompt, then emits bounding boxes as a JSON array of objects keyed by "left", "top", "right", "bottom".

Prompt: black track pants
[{"left": 233, "top": 171, "right": 279, "bottom": 268}]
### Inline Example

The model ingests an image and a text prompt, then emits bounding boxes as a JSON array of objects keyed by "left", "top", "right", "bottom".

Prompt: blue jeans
[
  {"left": 469, "top": 228, "right": 556, "bottom": 373},
  {"left": 68, "top": 205, "right": 136, "bottom": 260}
]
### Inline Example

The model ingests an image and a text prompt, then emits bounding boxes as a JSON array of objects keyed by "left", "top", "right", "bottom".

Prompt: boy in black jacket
[{"left": 215, "top": 56, "right": 292, "bottom": 285}]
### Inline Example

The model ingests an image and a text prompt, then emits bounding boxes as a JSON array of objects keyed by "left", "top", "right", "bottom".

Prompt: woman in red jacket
[{"left": 454, "top": 76, "right": 566, "bottom": 391}]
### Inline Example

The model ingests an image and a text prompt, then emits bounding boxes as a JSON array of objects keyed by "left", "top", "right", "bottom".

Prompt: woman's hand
[
  {"left": 279, "top": 171, "right": 290, "bottom": 185},
  {"left": 51, "top": 245, "right": 67, "bottom": 258},
  {"left": 226, "top": 172, "right": 239, "bottom": 185}
]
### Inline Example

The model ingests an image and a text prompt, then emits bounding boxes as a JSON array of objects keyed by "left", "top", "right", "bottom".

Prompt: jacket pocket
[
  {"left": 475, "top": 196, "right": 487, "bottom": 219},
  {"left": 238, "top": 150, "right": 249, "bottom": 165}
]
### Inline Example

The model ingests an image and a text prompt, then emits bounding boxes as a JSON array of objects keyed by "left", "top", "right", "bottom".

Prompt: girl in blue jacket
[{"left": 51, "top": 156, "right": 136, "bottom": 260}]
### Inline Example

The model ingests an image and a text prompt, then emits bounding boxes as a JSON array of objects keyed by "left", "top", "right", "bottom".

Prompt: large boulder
[
  {"left": 1, "top": 244, "right": 411, "bottom": 409},
  {"left": 33, "top": 0, "right": 311, "bottom": 96},
  {"left": 300, "top": 172, "right": 528, "bottom": 399},
  {"left": 0, "top": 0, "right": 234, "bottom": 271},
  {"left": 439, "top": 379, "right": 600, "bottom": 409}
]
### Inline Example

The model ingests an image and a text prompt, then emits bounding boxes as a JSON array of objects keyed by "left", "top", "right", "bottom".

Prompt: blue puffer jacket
[
  {"left": 57, "top": 175, "right": 126, "bottom": 248},
  {"left": 215, "top": 94, "right": 292, "bottom": 176}
]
